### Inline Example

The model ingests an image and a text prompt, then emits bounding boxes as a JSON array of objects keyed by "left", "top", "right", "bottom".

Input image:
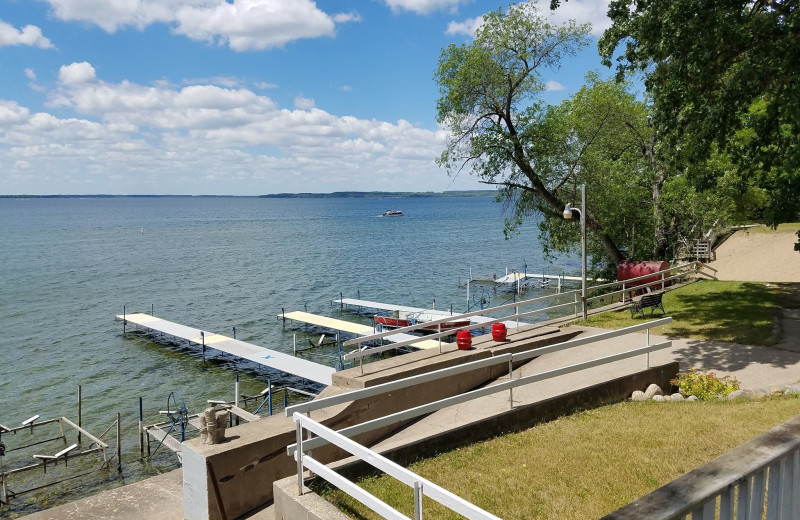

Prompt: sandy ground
[{"left": 708, "top": 229, "right": 800, "bottom": 282}]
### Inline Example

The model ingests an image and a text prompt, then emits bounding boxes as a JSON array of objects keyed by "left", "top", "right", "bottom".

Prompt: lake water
[{"left": 0, "top": 195, "right": 579, "bottom": 514}]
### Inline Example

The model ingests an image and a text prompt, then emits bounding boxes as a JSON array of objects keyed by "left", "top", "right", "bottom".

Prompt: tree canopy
[
  {"left": 435, "top": 3, "right": 673, "bottom": 269},
  {"left": 594, "top": 0, "right": 800, "bottom": 225}
]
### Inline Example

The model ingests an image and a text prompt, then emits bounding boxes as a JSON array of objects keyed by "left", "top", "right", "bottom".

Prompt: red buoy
[
  {"left": 456, "top": 330, "right": 472, "bottom": 350},
  {"left": 491, "top": 323, "right": 507, "bottom": 342}
]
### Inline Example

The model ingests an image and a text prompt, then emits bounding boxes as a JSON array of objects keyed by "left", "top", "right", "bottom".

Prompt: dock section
[
  {"left": 335, "top": 297, "right": 526, "bottom": 329},
  {"left": 117, "top": 313, "right": 335, "bottom": 386},
  {"left": 280, "top": 310, "right": 443, "bottom": 350}
]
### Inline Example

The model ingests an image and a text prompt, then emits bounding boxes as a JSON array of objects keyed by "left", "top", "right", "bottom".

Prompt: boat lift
[{"left": 0, "top": 387, "right": 121, "bottom": 506}]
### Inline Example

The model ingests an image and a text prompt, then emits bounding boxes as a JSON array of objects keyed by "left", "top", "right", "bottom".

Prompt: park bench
[{"left": 630, "top": 291, "right": 666, "bottom": 318}]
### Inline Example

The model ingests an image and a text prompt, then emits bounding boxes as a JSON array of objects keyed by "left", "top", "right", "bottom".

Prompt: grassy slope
[
  {"left": 320, "top": 398, "right": 800, "bottom": 520},
  {"left": 582, "top": 279, "right": 794, "bottom": 346}
]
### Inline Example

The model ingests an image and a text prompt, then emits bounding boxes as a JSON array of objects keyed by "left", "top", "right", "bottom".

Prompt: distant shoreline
[{"left": 0, "top": 190, "right": 496, "bottom": 199}]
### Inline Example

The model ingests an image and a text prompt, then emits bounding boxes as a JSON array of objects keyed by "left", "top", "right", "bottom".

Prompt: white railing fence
[
  {"left": 287, "top": 318, "right": 674, "bottom": 519},
  {"left": 343, "top": 262, "right": 703, "bottom": 365},
  {"left": 293, "top": 413, "right": 501, "bottom": 520}
]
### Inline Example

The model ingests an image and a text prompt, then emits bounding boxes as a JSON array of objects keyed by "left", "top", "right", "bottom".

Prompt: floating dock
[
  {"left": 117, "top": 313, "right": 335, "bottom": 386},
  {"left": 334, "top": 297, "right": 526, "bottom": 329},
  {"left": 279, "top": 310, "right": 443, "bottom": 350}
]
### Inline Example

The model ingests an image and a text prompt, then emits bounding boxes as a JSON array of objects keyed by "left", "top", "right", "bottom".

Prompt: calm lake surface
[{"left": 0, "top": 195, "right": 579, "bottom": 514}]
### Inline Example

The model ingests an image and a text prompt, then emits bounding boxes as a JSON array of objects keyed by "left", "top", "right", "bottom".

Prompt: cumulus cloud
[
  {"left": 546, "top": 80, "right": 565, "bottom": 91},
  {"left": 58, "top": 62, "right": 97, "bottom": 85},
  {"left": 25, "top": 69, "right": 37, "bottom": 81},
  {"left": 545, "top": 0, "right": 611, "bottom": 36},
  {"left": 40, "top": 0, "right": 357, "bottom": 51},
  {"left": 0, "top": 65, "right": 465, "bottom": 194},
  {"left": 0, "top": 20, "right": 54, "bottom": 48},
  {"left": 445, "top": 16, "right": 483, "bottom": 37},
  {"left": 446, "top": 1, "right": 612, "bottom": 40},
  {"left": 384, "top": 0, "right": 470, "bottom": 15}
]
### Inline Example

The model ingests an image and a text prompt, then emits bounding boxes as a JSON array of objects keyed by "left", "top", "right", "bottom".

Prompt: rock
[
  {"left": 687, "top": 395, "right": 698, "bottom": 401},
  {"left": 784, "top": 386, "right": 800, "bottom": 396},
  {"left": 671, "top": 393, "right": 684, "bottom": 401},
  {"left": 769, "top": 386, "right": 784, "bottom": 395},
  {"left": 727, "top": 390, "right": 747, "bottom": 400},
  {"left": 643, "top": 384, "right": 663, "bottom": 399},
  {"left": 631, "top": 390, "right": 647, "bottom": 402},
  {"left": 652, "top": 395, "right": 664, "bottom": 402}
]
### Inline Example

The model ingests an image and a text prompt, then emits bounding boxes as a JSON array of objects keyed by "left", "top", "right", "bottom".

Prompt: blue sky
[{"left": 0, "top": 0, "right": 615, "bottom": 195}]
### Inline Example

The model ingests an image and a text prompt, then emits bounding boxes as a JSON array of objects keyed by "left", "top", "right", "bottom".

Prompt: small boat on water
[
  {"left": 373, "top": 314, "right": 471, "bottom": 331},
  {"left": 382, "top": 210, "right": 403, "bottom": 217}
]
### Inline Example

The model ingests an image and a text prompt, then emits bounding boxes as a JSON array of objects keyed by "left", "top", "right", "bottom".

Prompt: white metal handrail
[
  {"left": 289, "top": 318, "right": 672, "bottom": 417},
  {"left": 343, "top": 298, "right": 581, "bottom": 361},
  {"left": 343, "top": 262, "right": 701, "bottom": 359},
  {"left": 293, "top": 413, "right": 501, "bottom": 520},
  {"left": 288, "top": 338, "right": 672, "bottom": 456},
  {"left": 342, "top": 290, "right": 580, "bottom": 346}
]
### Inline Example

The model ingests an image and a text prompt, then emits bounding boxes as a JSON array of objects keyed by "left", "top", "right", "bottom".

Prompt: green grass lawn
[
  {"left": 581, "top": 280, "right": 797, "bottom": 346},
  {"left": 317, "top": 397, "right": 800, "bottom": 520},
  {"left": 742, "top": 222, "right": 800, "bottom": 234}
]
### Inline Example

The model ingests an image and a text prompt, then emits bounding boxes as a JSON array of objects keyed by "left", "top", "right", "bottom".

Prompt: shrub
[{"left": 671, "top": 369, "right": 740, "bottom": 400}]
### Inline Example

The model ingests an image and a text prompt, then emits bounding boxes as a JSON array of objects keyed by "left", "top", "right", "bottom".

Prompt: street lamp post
[{"left": 563, "top": 184, "right": 587, "bottom": 320}]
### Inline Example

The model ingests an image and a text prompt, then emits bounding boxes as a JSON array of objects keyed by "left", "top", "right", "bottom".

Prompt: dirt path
[{"left": 708, "top": 229, "right": 799, "bottom": 282}]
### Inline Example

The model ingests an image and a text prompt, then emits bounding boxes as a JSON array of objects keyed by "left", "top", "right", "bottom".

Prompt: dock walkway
[
  {"left": 335, "top": 297, "right": 526, "bottom": 329},
  {"left": 117, "top": 313, "right": 335, "bottom": 386},
  {"left": 280, "top": 310, "right": 443, "bottom": 350}
]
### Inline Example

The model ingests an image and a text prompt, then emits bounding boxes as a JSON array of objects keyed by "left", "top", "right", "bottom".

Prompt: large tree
[
  {"left": 591, "top": 0, "right": 800, "bottom": 225},
  {"left": 435, "top": 3, "right": 661, "bottom": 267}
]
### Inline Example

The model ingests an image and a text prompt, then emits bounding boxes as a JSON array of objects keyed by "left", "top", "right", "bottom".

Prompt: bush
[{"left": 671, "top": 369, "right": 740, "bottom": 400}]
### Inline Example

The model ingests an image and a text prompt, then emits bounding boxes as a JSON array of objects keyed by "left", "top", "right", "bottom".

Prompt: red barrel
[
  {"left": 617, "top": 261, "right": 670, "bottom": 290},
  {"left": 456, "top": 330, "right": 472, "bottom": 350},
  {"left": 491, "top": 323, "right": 507, "bottom": 342}
]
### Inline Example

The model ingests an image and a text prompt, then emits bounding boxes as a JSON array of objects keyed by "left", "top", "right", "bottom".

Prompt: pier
[
  {"left": 117, "top": 313, "right": 335, "bottom": 386},
  {"left": 279, "top": 310, "right": 443, "bottom": 350}
]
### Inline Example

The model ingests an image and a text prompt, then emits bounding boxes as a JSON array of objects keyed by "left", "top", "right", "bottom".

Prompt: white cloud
[
  {"left": 254, "top": 81, "right": 278, "bottom": 90},
  {"left": 41, "top": 0, "right": 355, "bottom": 51},
  {"left": 384, "top": 0, "right": 470, "bottom": 15},
  {"left": 58, "top": 62, "right": 97, "bottom": 85},
  {"left": 293, "top": 95, "right": 316, "bottom": 111},
  {"left": 546, "top": 80, "right": 565, "bottom": 91},
  {"left": 445, "top": 16, "right": 483, "bottom": 37},
  {"left": 0, "top": 20, "right": 54, "bottom": 48},
  {"left": 543, "top": 0, "right": 611, "bottom": 36},
  {"left": 0, "top": 65, "right": 473, "bottom": 194},
  {"left": 447, "top": 1, "right": 612, "bottom": 40},
  {"left": 340, "top": 85, "right": 352, "bottom": 92},
  {"left": 25, "top": 68, "right": 37, "bottom": 81}
]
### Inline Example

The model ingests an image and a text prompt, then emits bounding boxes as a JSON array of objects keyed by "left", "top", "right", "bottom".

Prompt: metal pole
[
  {"left": 201, "top": 331, "right": 205, "bottom": 362},
  {"left": 123, "top": 305, "right": 126, "bottom": 336},
  {"left": 414, "top": 481, "right": 423, "bottom": 520},
  {"left": 151, "top": 303, "right": 154, "bottom": 316},
  {"left": 235, "top": 374, "right": 240, "bottom": 426},
  {"left": 139, "top": 397, "right": 143, "bottom": 456},
  {"left": 581, "top": 183, "right": 587, "bottom": 321},
  {"left": 296, "top": 418, "right": 304, "bottom": 495},
  {"left": 268, "top": 380, "right": 273, "bottom": 416},
  {"left": 232, "top": 326, "right": 236, "bottom": 339},
  {"left": 78, "top": 385, "right": 82, "bottom": 445},
  {"left": 116, "top": 412, "right": 122, "bottom": 472}
]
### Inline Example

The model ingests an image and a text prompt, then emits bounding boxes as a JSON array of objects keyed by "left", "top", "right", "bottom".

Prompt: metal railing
[
  {"left": 602, "top": 414, "right": 800, "bottom": 519},
  {"left": 343, "top": 262, "right": 702, "bottom": 364},
  {"left": 292, "top": 413, "right": 501, "bottom": 520},
  {"left": 287, "top": 319, "right": 674, "bottom": 518}
]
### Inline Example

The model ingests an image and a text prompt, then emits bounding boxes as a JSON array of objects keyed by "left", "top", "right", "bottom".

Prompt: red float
[
  {"left": 456, "top": 329, "right": 472, "bottom": 350},
  {"left": 491, "top": 323, "right": 507, "bottom": 342}
]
